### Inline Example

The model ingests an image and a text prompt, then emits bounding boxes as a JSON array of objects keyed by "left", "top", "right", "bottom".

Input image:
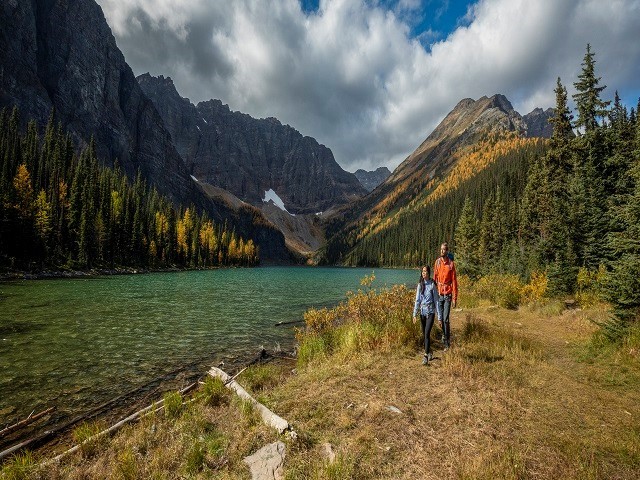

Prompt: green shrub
[
  {"left": 72, "top": 420, "right": 107, "bottom": 456},
  {"left": 576, "top": 265, "right": 606, "bottom": 307},
  {"left": 115, "top": 448, "right": 138, "bottom": 480},
  {"left": 298, "top": 332, "right": 332, "bottom": 367},
  {"left": 200, "top": 376, "right": 229, "bottom": 406},
  {"left": 473, "top": 274, "right": 523, "bottom": 309},
  {"left": 0, "top": 451, "right": 37, "bottom": 480},
  {"left": 184, "top": 439, "right": 206, "bottom": 474},
  {"left": 498, "top": 281, "right": 522, "bottom": 310},
  {"left": 163, "top": 391, "right": 183, "bottom": 419},
  {"left": 240, "top": 364, "right": 281, "bottom": 392},
  {"left": 235, "top": 398, "right": 259, "bottom": 427}
]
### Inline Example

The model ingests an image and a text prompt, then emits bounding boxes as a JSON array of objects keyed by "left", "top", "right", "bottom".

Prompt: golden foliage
[
  {"left": 520, "top": 271, "right": 548, "bottom": 304},
  {"left": 296, "top": 281, "right": 416, "bottom": 365},
  {"left": 34, "top": 189, "right": 52, "bottom": 240},
  {"left": 12, "top": 163, "right": 34, "bottom": 219},
  {"left": 428, "top": 134, "right": 542, "bottom": 204}
]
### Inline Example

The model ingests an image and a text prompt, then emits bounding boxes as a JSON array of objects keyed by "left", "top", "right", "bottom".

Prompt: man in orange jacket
[{"left": 433, "top": 242, "right": 458, "bottom": 350}]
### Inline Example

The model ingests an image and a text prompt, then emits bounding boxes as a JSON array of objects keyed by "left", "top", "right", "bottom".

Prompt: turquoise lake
[{"left": 0, "top": 267, "right": 416, "bottom": 435}]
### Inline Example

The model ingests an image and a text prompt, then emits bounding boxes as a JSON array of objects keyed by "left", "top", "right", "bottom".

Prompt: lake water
[{"left": 0, "top": 267, "right": 415, "bottom": 441}]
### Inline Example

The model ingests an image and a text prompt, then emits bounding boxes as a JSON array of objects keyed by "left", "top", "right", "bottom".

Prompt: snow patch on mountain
[{"left": 263, "top": 189, "right": 294, "bottom": 215}]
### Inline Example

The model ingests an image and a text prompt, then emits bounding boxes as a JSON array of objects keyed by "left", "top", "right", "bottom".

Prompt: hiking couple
[{"left": 412, "top": 242, "right": 458, "bottom": 365}]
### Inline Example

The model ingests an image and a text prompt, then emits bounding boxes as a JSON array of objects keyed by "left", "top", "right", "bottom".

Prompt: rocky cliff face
[
  {"left": 138, "top": 74, "right": 367, "bottom": 215},
  {"left": 0, "top": 0, "right": 194, "bottom": 203},
  {"left": 523, "top": 107, "right": 554, "bottom": 138},
  {"left": 354, "top": 167, "right": 391, "bottom": 192},
  {"left": 0, "top": 0, "right": 290, "bottom": 262}
]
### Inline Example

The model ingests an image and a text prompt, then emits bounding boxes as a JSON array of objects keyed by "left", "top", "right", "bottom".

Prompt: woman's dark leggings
[{"left": 420, "top": 313, "right": 435, "bottom": 355}]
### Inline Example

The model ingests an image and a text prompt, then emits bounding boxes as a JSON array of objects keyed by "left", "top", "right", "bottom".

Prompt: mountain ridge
[
  {"left": 354, "top": 167, "right": 392, "bottom": 192},
  {"left": 138, "top": 73, "right": 367, "bottom": 215},
  {"left": 320, "top": 93, "right": 552, "bottom": 264}
]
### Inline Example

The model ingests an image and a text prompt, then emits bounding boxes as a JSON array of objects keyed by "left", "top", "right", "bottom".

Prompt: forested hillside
[
  {"left": 324, "top": 45, "right": 640, "bottom": 333},
  {"left": 0, "top": 110, "right": 259, "bottom": 271},
  {"left": 324, "top": 135, "right": 544, "bottom": 267}
]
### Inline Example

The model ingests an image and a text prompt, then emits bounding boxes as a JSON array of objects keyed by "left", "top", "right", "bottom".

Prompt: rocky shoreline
[{"left": 0, "top": 266, "right": 202, "bottom": 281}]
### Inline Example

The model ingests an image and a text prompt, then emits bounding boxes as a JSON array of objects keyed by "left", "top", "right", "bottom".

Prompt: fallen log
[
  {"left": 0, "top": 407, "right": 55, "bottom": 437},
  {"left": 208, "top": 367, "right": 290, "bottom": 434}
]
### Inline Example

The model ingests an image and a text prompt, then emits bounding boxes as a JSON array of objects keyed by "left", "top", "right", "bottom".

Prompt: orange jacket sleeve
[{"left": 452, "top": 261, "right": 458, "bottom": 303}]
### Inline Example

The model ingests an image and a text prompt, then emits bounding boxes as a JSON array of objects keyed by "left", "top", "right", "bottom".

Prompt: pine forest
[{"left": 0, "top": 110, "right": 258, "bottom": 271}]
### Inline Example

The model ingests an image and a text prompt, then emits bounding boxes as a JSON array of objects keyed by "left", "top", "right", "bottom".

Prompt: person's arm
[
  {"left": 452, "top": 261, "right": 458, "bottom": 308},
  {"left": 413, "top": 284, "right": 420, "bottom": 322}
]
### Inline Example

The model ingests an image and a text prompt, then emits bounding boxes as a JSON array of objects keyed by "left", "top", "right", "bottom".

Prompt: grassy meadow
[{"left": 2, "top": 274, "right": 640, "bottom": 479}]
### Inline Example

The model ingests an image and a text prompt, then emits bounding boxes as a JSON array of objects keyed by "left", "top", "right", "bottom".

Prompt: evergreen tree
[
  {"left": 571, "top": 45, "right": 610, "bottom": 269},
  {"left": 454, "top": 196, "right": 480, "bottom": 278},
  {"left": 573, "top": 44, "right": 609, "bottom": 133}
]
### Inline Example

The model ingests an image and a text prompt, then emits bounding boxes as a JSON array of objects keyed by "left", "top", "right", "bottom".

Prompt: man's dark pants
[{"left": 437, "top": 293, "right": 452, "bottom": 347}]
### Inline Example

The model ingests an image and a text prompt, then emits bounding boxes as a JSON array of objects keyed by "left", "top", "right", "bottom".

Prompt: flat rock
[
  {"left": 243, "top": 441, "right": 286, "bottom": 480},
  {"left": 320, "top": 442, "right": 336, "bottom": 464}
]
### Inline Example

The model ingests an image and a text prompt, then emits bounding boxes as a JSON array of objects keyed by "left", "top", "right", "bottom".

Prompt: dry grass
[
  {"left": 3, "top": 291, "right": 639, "bottom": 479},
  {"left": 267, "top": 304, "right": 640, "bottom": 479},
  {"left": 8, "top": 366, "right": 289, "bottom": 480}
]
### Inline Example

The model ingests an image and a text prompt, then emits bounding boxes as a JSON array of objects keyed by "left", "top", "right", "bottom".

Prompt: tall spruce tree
[
  {"left": 573, "top": 44, "right": 609, "bottom": 134},
  {"left": 571, "top": 45, "right": 610, "bottom": 269},
  {"left": 545, "top": 78, "right": 576, "bottom": 293}
]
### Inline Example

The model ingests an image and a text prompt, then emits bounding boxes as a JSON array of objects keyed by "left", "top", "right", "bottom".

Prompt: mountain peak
[
  {"left": 486, "top": 93, "right": 515, "bottom": 113},
  {"left": 354, "top": 167, "right": 391, "bottom": 192},
  {"left": 137, "top": 73, "right": 185, "bottom": 102},
  {"left": 523, "top": 107, "right": 555, "bottom": 138}
]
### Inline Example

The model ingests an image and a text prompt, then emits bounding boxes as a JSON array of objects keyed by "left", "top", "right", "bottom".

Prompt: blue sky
[
  {"left": 301, "top": 0, "right": 476, "bottom": 47},
  {"left": 98, "top": 0, "right": 640, "bottom": 171}
]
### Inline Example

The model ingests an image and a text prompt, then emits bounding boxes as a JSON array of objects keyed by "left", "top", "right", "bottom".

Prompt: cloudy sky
[{"left": 96, "top": 0, "right": 640, "bottom": 172}]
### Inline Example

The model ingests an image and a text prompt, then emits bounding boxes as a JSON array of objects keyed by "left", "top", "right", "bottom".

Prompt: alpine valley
[{"left": 0, "top": 0, "right": 563, "bottom": 271}]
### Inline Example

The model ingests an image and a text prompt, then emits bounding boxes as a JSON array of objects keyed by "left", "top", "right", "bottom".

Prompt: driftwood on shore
[
  {"left": 1, "top": 348, "right": 288, "bottom": 465},
  {"left": 208, "top": 367, "right": 290, "bottom": 434},
  {"left": 43, "top": 381, "right": 198, "bottom": 465},
  {"left": 0, "top": 407, "right": 55, "bottom": 438}
]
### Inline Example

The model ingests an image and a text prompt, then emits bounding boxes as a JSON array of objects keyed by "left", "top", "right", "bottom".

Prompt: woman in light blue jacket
[{"left": 413, "top": 265, "right": 437, "bottom": 365}]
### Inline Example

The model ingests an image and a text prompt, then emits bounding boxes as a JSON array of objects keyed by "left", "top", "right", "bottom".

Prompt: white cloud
[{"left": 96, "top": 0, "right": 640, "bottom": 172}]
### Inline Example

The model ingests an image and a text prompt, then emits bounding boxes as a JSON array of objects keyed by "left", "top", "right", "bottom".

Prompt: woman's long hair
[{"left": 418, "top": 265, "right": 431, "bottom": 294}]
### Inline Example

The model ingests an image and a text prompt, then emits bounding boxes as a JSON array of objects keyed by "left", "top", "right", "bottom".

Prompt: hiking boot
[
  {"left": 427, "top": 352, "right": 433, "bottom": 361},
  {"left": 422, "top": 356, "right": 429, "bottom": 365},
  {"left": 443, "top": 345, "right": 449, "bottom": 352}
]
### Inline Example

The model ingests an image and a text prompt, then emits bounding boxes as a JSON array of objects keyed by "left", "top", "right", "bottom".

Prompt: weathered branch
[
  {"left": 0, "top": 407, "right": 55, "bottom": 437},
  {"left": 208, "top": 367, "right": 290, "bottom": 434},
  {"left": 44, "top": 381, "right": 198, "bottom": 465}
]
